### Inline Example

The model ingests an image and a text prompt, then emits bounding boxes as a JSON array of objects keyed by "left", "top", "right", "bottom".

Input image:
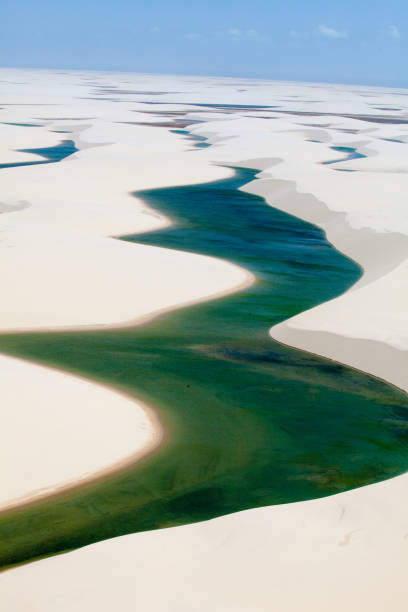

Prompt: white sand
[
  {"left": 2, "top": 69, "right": 408, "bottom": 611},
  {"left": 2, "top": 472, "right": 408, "bottom": 612},
  {"left": 0, "top": 218, "right": 250, "bottom": 331},
  {"left": 0, "top": 128, "right": 233, "bottom": 238},
  {"left": 0, "top": 123, "right": 60, "bottom": 165},
  {"left": 0, "top": 354, "right": 160, "bottom": 510}
]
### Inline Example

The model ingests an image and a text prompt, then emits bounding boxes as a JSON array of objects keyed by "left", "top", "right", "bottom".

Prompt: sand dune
[
  {"left": 2, "top": 471, "right": 408, "bottom": 612},
  {"left": 2, "top": 69, "right": 408, "bottom": 611},
  {"left": 0, "top": 354, "right": 160, "bottom": 510}
]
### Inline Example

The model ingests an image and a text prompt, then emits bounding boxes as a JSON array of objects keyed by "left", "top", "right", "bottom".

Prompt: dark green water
[{"left": 1, "top": 166, "right": 408, "bottom": 568}]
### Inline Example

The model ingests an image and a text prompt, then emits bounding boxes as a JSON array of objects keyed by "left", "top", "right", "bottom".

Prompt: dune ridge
[{"left": 2, "top": 69, "right": 408, "bottom": 611}]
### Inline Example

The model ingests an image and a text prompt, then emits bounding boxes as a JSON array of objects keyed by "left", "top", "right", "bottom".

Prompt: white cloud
[
  {"left": 388, "top": 25, "right": 401, "bottom": 40},
  {"left": 318, "top": 24, "right": 348, "bottom": 39}
]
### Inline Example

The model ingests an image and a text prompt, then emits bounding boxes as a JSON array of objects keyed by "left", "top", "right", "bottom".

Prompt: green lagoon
[{"left": 1, "top": 163, "right": 408, "bottom": 568}]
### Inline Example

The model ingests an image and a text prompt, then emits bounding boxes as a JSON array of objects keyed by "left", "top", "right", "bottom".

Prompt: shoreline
[
  {"left": 0, "top": 354, "right": 164, "bottom": 515},
  {"left": 0, "top": 264, "right": 254, "bottom": 515},
  {"left": 0, "top": 253, "right": 254, "bottom": 336},
  {"left": 241, "top": 165, "right": 408, "bottom": 289},
  {"left": 0, "top": 166, "right": 254, "bottom": 514},
  {"left": 1, "top": 154, "right": 406, "bottom": 550},
  {"left": 1, "top": 151, "right": 407, "bottom": 527},
  {"left": 219, "top": 156, "right": 408, "bottom": 394},
  {"left": 3, "top": 70, "right": 408, "bottom": 611},
  {"left": 0, "top": 115, "right": 252, "bottom": 512}
]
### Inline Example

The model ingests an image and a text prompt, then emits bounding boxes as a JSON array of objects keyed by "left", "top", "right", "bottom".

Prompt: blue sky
[{"left": 1, "top": 0, "right": 407, "bottom": 86}]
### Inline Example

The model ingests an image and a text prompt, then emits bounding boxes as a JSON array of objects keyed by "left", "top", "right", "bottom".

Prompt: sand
[
  {"left": 2, "top": 472, "right": 408, "bottom": 612},
  {"left": 2, "top": 69, "right": 408, "bottom": 611},
  {"left": 188, "top": 111, "right": 408, "bottom": 391},
  {"left": 0, "top": 73, "right": 251, "bottom": 508},
  {"left": 0, "top": 354, "right": 160, "bottom": 511},
  {"left": 0, "top": 217, "right": 250, "bottom": 332}
]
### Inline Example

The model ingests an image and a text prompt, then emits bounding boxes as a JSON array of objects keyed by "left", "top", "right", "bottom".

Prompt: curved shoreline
[
  {"left": 2, "top": 162, "right": 408, "bottom": 568},
  {"left": 0, "top": 258, "right": 254, "bottom": 514},
  {"left": 2, "top": 89, "right": 408, "bottom": 568},
  {"left": 0, "top": 122, "right": 253, "bottom": 513},
  {"left": 0, "top": 254, "right": 254, "bottom": 336},
  {"left": 3, "top": 69, "right": 408, "bottom": 611},
  {"left": 0, "top": 190, "right": 253, "bottom": 515},
  {"left": 242, "top": 167, "right": 408, "bottom": 392},
  {"left": 0, "top": 354, "right": 164, "bottom": 514},
  {"left": 205, "top": 146, "right": 408, "bottom": 394}
]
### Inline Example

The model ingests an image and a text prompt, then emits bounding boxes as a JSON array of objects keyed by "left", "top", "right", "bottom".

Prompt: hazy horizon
[{"left": 2, "top": 0, "right": 408, "bottom": 88}]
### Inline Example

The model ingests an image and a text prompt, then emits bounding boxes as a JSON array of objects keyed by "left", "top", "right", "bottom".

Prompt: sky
[{"left": 1, "top": 0, "right": 408, "bottom": 87}]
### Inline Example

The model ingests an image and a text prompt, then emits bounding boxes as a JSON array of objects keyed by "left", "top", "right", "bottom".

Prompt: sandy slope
[
  {"left": 0, "top": 354, "right": 160, "bottom": 511},
  {"left": 2, "top": 472, "right": 408, "bottom": 612},
  {"left": 2, "top": 69, "right": 408, "bottom": 611},
  {"left": 0, "top": 217, "right": 250, "bottom": 331}
]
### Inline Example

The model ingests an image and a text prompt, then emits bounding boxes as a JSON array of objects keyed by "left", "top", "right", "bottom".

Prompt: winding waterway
[{"left": 1, "top": 151, "right": 408, "bottom": 568}]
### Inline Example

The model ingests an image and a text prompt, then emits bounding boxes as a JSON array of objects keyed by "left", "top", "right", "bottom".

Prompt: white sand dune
[
  {"left": 2, "top": 472, "right": 408, "bottom": 612},
  {"left": 0, "top": 217, "right": 250, "bottom": 331},
  {"left": 2, "top": 69, "right": 408, "bottom": 611},
  {"left": 0, "top": 128, "right": 232, "bottom": 238},
  {"left": 0, "top": 123, "right": 60, "bottom": 165},
  {"left": 0, "top": 354, "right": 160, "bottom": 511}
]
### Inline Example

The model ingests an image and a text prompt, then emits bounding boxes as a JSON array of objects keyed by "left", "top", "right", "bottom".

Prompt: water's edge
[{"left": 1, "top": 158, "right": 408, "bottom": 568}]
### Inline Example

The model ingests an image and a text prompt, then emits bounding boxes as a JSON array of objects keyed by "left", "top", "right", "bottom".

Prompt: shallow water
[
  {"left": 0, "top": 139, "right": 77, "bottom": 170},
  {"left": 1, "top": 164, "right": 408, "bottom": 567},
  {"left": 171, "top": 128, "right": 211, "bottom": 148},
  {"left": 1, "top": 122, "right": 42, "bottom": 127},
  {"left": 322, "top": 145, "right": 366, "bottom": 165}
]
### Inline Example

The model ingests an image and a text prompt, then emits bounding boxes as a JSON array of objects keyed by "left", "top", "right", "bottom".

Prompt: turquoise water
[
  {"left": 1, "top": 163, "right": 408, "bottom": 567},
  {"left": 171, "top": 128, "right": 211, "bottom": 148},
  {"left": 382, "top": 137, "right": 405, "bottom": 144},
  {"left": 1, "top": 122, "right": 41, "bottom": 127},
  {"left": 322, "top": 145, "right": 366, "bottom": 165},
  {"left": 0, "top": 139, "right": 77, "bottom": 170}
]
